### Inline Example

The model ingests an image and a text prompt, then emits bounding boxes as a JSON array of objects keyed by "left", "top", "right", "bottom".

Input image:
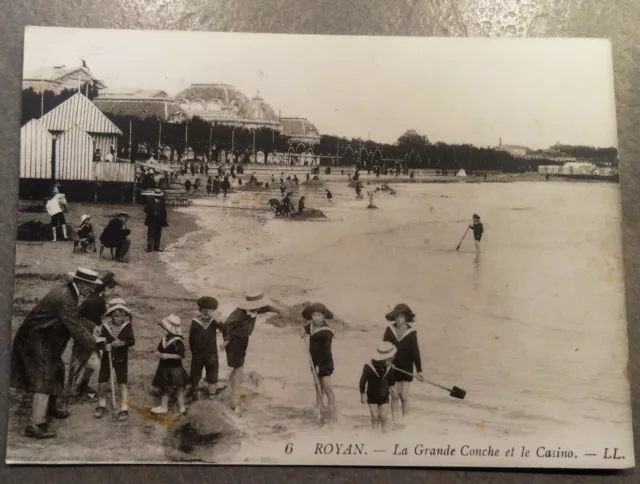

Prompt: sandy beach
[{"left": 7, "top": 177, "right": 634, "bottom": 465}]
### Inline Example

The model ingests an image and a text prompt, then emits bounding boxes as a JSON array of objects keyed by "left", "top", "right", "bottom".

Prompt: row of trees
[{"left": 21, "top": 88, "right": 618, "bottom": 172}]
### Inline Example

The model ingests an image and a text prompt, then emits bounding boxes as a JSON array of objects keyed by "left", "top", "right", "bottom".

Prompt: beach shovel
[
  {"left": 107, "top": 348, "right": 118, "bottom": 421},
  {"left": 392, "top": 366, "right": 466, "bottom": 400},
  {"left": 456, "top": 227, "right": 470, "bottom": 251}
]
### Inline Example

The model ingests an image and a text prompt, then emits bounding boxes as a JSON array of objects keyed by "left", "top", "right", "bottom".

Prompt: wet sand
[{"left": 6, "top": 179, "right": 634, "bottom": 465}]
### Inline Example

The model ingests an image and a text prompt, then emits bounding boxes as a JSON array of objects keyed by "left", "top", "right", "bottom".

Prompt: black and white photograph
[{"left": 6, "top": 27, "right": 634, "bottom": 468}]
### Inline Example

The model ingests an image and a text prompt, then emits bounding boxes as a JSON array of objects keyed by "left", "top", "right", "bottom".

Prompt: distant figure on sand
[
  {"left": 355, "top": 181, "right": 363, "bottom": 199},
  {"left": 184, "top": 179, "right": 192, "bottom": 194},
  {"left": 325, "top": 189, "right": 333, "bottom": 204},
  {"left": 367, "top": 191, "right": 377, "bottom": 209},
  {"left": 220, "top": 292, "right": 280, "bottom": 411},
  {"left": 301, "top": 303, "right": 336, "bottom": 420},
  {"left": 222, "top": 175, "right": 231, "bottom": 198},
  {"left": 359, "top": 341, "right": 397, "bottom": 432},
  {"left": 46, "top": 190, "right": 69, "bottom": 242},
  {"left": 470, "top": 214, "right": 484, "bottom": 252},
  {"left": 297, "top": 196, "right": 305, "bottom": 214},
  {"left": 382, "top": 303, "right": 423, "bottom": 426},
  {"left": 144, "top": 189, "right": 168, "bottom": 253},
  {"left": 99, "top": 212, "right": 131, "bottom": 262}
]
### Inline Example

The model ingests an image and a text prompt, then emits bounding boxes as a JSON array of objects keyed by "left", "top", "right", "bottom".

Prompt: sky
[{"left": 23, "top": 27, "right": 618, "bottom": 149}]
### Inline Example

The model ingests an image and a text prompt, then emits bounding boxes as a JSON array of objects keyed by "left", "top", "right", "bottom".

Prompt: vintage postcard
[{"left": 7, "top": 27, "right": 634, "bottom": 468}]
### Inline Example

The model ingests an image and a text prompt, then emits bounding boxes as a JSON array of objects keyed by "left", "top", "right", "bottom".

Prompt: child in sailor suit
[
  {"left": 188, "top": 297, "right": 223, "bottom": 400},
  {"left": 93, "top": 298, "right": 135, "bottom": 422},
  {"left": 382, "top": 303, "right": 423, "bottom": 425},
  {"left": 359, "top": 341, "right": 397, "bottom": 432}
]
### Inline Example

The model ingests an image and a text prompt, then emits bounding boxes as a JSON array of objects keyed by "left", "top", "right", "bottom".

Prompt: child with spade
[
  {"left": 469, "top": 214, "right": 484, "bottom": 252},
  {"left": 93, "top": 298, "right": 135, "bottom": 422},
  {"left": 300, "top": 302, "right": 336, "bottom": 419},
  {"left": 359, "top": 341, "right": 397, "bottom": 432},
  {"left": 382, "top": 303, "right": 423, "bottom": 426}
]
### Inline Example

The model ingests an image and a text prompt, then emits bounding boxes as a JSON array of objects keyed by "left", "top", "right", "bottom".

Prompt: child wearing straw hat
[
  {"left": 359, "top": 341, "right": 397, "bottom": 432},
  {"left": 93, "top": 298, "right": 135, "bottom": 421},
  {"left": 300, "top": 302, "right": 337, "bottom": 418},
  {"left": 151, "top": 314, "right": 189, "bottom": 416},
  {"left": 382, "top": 303, "right": 423, "bottom": 425}
]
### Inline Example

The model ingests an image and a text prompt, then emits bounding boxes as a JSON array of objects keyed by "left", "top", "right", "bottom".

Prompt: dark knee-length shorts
[
  {"left": 225, "top": 337, "right": 249, "bottom": 369},
  {"left": 190, "top": 352, "right": 219, "bottom": 384},
  {"left": 98, "top": 354, "right": 128, "bottom": 384}
]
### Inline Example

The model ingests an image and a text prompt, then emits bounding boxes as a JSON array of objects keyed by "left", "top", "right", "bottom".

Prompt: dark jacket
[
  {"left": 382, "top": 324, "right": 422, "bottom": 374},
  {"left": 359, "top": 360, "right": 396, "bottom": 400},
  {"left": 304, "top": 322, "right": 334, "bottom": 369},
  {"left": 144, "top": 198, "right": 168, "bottom": 228},
  {"left": 471, "top": 221, "right": 484, "bottom": 241},
  {"left": 100, "top": 218, "right": 130, "bottom": 247},
  {"left": 222, "top": 308, "right": 256, "bottom": 342},
  {"left": 11, "top": 283, "right": 97, "bottom": 396},
  {"left": 189, "top": 317, "right": 222, "bottom": 355},
  {"left": 77, "top": 220, "right": 94, "bottom": 240},
  {"left": 98, "top": 321, "right": 135, "bottom": 361},
  {"left": 78, "top": 290, "right": 107, "bottom": 326}
]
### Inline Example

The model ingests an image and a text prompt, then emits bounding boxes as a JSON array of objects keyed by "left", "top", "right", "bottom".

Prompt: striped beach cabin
[{"left": 19, "top": 93, "right": 137, "bottom": 202}]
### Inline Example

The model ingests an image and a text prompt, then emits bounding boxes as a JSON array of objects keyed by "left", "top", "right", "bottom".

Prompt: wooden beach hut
[
  {"left": 19, "top": 93, "right": 137, "bottom": 202},
  {"left": 20, "top": 119, "right": 53, "bottom": 179}
]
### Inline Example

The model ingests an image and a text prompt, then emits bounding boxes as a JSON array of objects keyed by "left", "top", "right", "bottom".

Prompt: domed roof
[
  {"left": 237, "top": 93, "right": 281, "bottom": 128},
  {"left": 175, "top": 83, "right": 247, "bottom": 106},
  {"left": 281, "top": 117, "right": 320, "bottom": 143}
]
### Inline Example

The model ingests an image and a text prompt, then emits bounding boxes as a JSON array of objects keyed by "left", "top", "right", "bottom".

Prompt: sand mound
[
  {"left": 290, "top": 209, "right": 327, "bottom": 220},
  {"left": 163, "top": 400, "right": 243, "bottom": 462},
  {"left": 265, "top": 302, "right": 349, "bottom": 329}
]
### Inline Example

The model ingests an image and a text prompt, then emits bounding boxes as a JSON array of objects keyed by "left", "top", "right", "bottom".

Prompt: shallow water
[{"left": 159, "top": 181, "right": 632, "bottom": 458}]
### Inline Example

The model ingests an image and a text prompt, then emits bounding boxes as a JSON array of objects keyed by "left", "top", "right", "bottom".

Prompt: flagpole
[{"left": 129, "top": 119, "right": 133, "bottom": 163}]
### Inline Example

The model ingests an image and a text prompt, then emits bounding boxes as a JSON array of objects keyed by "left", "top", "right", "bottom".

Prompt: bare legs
[
  {"left": 228, "top": 366, "right": 244, "bottom": 410},
  {"left": 318, "top": 376, "right": 336, "bottom": 415},
  {"left": 391, "top": 381, "right": 411, "bottom": 426},
  {"left": 368, "top": 403, "right": 391, "bottom": 432}
]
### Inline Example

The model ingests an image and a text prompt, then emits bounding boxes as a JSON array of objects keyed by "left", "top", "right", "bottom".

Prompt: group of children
[
  {"left": 89, "top": 296, "right": 226, "bottom": 420},
  {"left": 300, "top": 301, "right": 424, "bottom": 433}
]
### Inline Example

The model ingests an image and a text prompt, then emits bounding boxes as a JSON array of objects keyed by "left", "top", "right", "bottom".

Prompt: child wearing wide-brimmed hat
[
  {"left": 151, "top": 314, "right": 189, "bottom": 416},
  {"left": 94, "top": 298, "right": 135, "bottom": 421},
  {"left": 359, "top": 341, "right": 397, "bottom": 432},
  {"left": 382, "top": 303, "right": 423, "bottom": 425},
  {"left": 188, "top": 296, "right": 223, "bottom": 401},
  {"left": 300, "top": 302, "right": 337, "bottom": 418}
]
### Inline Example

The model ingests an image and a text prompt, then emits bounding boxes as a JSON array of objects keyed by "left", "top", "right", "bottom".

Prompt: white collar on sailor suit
[
  {"left": 103, "top": 320, "right": 130, "bottom": 339},
  {"left": 162, "top": 335, "right": 182, "bottom": 348},
  {"left": 387, "top": 323, "right": 416, "bottom": 342},
  {"left": 310, "top": 324, "right": 334, "bottom": 337},
  {"left": 193, "top": 317, "right": 215, "bottom": 329},
  {"left": 366, "top": 360, "right": 392, "bottom": 378}
]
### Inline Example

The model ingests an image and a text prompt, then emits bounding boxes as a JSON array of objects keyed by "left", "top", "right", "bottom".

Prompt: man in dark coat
[
  {"left": 99, "top": 212, "right": 131, "bottom": 262},
  {"left": 67, "top": 271, "right": 119, "bottom": 402},
  {"left": 144, "top": 189, "right": 168, "bottom": 252},
  {"left": 10, "top": 268, "right": 105, "bottom": 439}
]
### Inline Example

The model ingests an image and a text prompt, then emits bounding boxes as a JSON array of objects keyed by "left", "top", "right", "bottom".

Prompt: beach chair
[{"left": 98, "top": 244, "right": 116, "bottom": 259}]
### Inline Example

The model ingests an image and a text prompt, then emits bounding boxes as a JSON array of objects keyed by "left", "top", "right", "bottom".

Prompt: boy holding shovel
[
  {"left": 382, "top": 303, "right": 423, "bottom": 426},
  {"left": 93, "top": 298, "right": 135, "bottom": 421}
]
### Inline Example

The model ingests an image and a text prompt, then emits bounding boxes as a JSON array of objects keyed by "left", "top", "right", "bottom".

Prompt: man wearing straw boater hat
[
  {"left": 10, "top": 268, "right": 107, "bottom": 439},
  {"left": 220, "top": 290, "right": 282, "bottom": 411}
]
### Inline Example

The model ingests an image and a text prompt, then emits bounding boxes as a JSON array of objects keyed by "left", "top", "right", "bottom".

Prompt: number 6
[{"left": 285, "top": 443, "right": 293, "bottom": 454}]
